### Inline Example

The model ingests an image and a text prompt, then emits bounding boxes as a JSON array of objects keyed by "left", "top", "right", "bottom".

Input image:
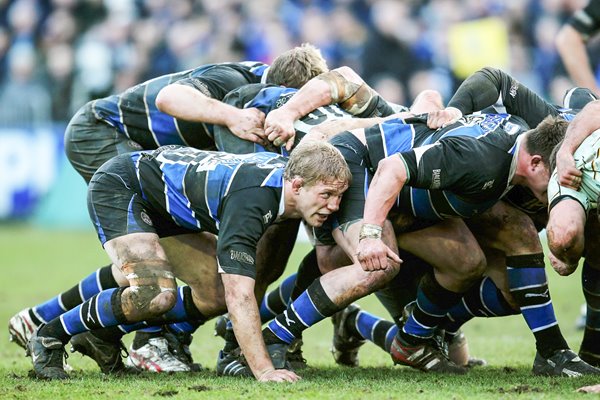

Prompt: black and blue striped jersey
[
  {"left": 445, "top": 66, "right": 583, "bottom": 216},
  {"left": 361, "top": 113, "right": 528, "bottom": 221},
  {"left": 395, "top": 114, "right": 526, "bottom": 220},
  {"left": 130, "top": 145, "right": 287, "bottom": 278},
  {"left": 92, "top": 62, "right": 268, "bottom": 150}
]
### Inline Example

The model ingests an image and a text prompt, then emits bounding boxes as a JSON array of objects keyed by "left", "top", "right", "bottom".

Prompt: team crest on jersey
[{"left": 140, "top": 210, "right": 153, "bottom": 226}]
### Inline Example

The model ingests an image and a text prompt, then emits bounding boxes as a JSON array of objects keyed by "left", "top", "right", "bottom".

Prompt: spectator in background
[
  {"left": 0, "top": 45, "right": 51, "bottom": 127},
  {"left": 361, "top": 1, "right": 428, "bottom": 98},
  {"left": 556, "top": 0, "right": 600, "bottom": 97},
  {"left": 0, "top": 0, "right": 596, "bottom": 125},
  {"left": 44, "top": 43, "right": 75, "bottom": 121}
]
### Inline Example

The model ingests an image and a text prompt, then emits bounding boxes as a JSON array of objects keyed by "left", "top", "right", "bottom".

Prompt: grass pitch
[{"left": 0, "top": 224, "right": 597, "bottom": 399}]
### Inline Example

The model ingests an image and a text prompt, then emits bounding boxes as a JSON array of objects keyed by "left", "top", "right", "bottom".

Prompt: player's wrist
[
  {"left": 257, "top": 366, "right": 276, "bottom": 380},
  {"left": 359, "top": 223, "right": 383, "bottom": 241}
]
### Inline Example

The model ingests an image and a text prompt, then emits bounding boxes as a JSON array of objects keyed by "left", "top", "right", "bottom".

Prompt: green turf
[{"left": 0, "top": 224, "right": 597, "bottom": 399}]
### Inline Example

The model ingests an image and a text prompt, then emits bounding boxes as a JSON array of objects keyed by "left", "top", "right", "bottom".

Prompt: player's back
[
  {"left": 92, "top": 62, "right": 268, "bottom": 150},
  {"left": 131, "top": 146, "right": 286, "bottom": 232}
]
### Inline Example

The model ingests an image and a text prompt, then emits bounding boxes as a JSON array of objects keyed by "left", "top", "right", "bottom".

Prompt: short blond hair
[
  {"left": 284, "top": 141, "right": 351, "bottom": 187},
  {"left": 267, "top": 43, "right": 329, "bottom": 89}
]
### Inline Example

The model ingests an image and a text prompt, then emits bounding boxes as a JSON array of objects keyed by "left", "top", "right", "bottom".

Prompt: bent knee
[
  {"left": 149, "top": 289, "right": 177, "bottom": 315},
  {"left": 123, "top": 284, "right": 177, "bottom": 321},
  {"left": 360, "top": 265, "right": 400, "bottom": 293},
  {"left": 547, "top": 224, "right": 584, "bottom": 260},
  {"left": 461, "top": 251, "right": 487, "bottom": 282}
]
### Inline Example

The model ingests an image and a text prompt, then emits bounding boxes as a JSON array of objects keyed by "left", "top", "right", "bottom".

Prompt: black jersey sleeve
[
  {"left": 447, "top": 67, "right": 558, "bottom": 127},
  {"left": 569, "top": 0, "right": 600, "bottom": 38},
  {"left": 216, "top": 186, "right": 281, "bottom": 279}
]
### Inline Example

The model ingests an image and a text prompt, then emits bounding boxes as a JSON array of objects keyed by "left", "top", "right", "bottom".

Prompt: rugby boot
[
  {"left": 27, "top": 330, "right": 68, "bottom": 380},
  {"left": 70, "top": 331, "right": 130, "bottom": 374},
  {"left": 446, "top": 330, "right": 487, "bottom": 368},
  {"left": 267, "top": 342, "right": 293, "bottom": 370},
  {"left": 390, "top": 333, "right": 467, "bottom": 374},
  {"left": 9, "top": 308, "right": 39, "bottom": 350},
  {"left": 331, "top": 304, "right": 365, "bottom": 367},
  {"left": 126, "top": 337, "right": 191, "bottom": 372},
  {"left": 532, "top": 349, "right": 600, "bottom": 377},
  {"left": 215, "top": 348, "right": 252, "bottom": 377},
  {"left": 164, "top": 330, "right": 202, "bottom": 371},
  {"left": 287, "top": 338, "right": 307, "bottom": 370}
]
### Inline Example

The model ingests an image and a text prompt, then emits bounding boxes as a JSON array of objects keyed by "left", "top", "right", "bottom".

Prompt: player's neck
[{"left": 511, "top": 146, "right": 531, "bottom": 186}]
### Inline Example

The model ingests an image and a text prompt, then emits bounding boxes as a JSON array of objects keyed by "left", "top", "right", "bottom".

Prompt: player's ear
[
  {"left": 530, "top": 154, "right": 543, "bottom": 170},
  {"left": 291, "top": 177, "right": 304, "bottom": 194}
]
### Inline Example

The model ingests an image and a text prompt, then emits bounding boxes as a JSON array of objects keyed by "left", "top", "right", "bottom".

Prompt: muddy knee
[
  {"left": 361, "top": 266, "right": 400, "bottom": 293},
  {"left": 119, "top": 260, "right": 177, "bottom": 321}
]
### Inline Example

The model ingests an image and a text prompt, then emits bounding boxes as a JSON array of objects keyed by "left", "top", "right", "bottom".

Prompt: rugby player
[
  {"left": 207, "top": 74, "right": 444, "bottom": 374},
  {"left": 259, "top": 88, "right": 599, "bottom": 377},
  {"left": 8, "top": 44, "right": 330, "bottom": 373},
  {"left": 26, "top": 141, "right": 350, "bottom": 381},
  {"left": 546, "top": 100, "right": 600, "bottom": 367},
  {"left": 237, "top": 67, "right": 600, "bottom": 377}
]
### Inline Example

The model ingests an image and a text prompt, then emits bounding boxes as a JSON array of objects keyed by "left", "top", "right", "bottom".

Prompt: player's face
[{"left": 296, "top": 179, "right": 348, "bottom": 227}]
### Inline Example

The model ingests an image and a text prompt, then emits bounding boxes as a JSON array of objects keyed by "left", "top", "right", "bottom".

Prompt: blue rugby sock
[
  {"left": 39, "top": 286, "right": 205, "bottom": 344},
  {"left": 39, "top": 287, "right": 125, "bottom": 344},
  {"left": 118, "top": 286, "right": 206, "bottom": 334},
  {"left": 443, "top": 277, "right": 518, "bottom": 334},
  {"left": 401, "top": 274, "right": 463, "bottom": 343},
  {"left": 580, "top": 261, "right": 600, "bottom": 355},
  {"left": 353, "top": 310, "right": 397, "bottom": 352},
  {"left": 507, "top": 253, "right": 567, "bottom": 357},
  {"left": 31, "top": 265, "right": 116, "bottom": 324},
  {"left": 260, "top": 273, "right": 296, "bottom": 323},
  {"left": 264, "top": 279, "right": 339, "bottom": 345}
]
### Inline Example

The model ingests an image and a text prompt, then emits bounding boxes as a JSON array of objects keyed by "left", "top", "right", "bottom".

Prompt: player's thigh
[
  {"left": 104, "top": 232, "right": 168, "bottom": 269},
  {"left": 160, "top": 232, "right": 226, "bottom": 317},
  {"left": 316, "top": 244, "right": 352, "bottom": 273},
  {"left": 397, "top": 218, "right": 485, "bottom": 276},
  {"left": 467, "top": 201, "right": 543, "bottom": 255},
  {"left": 161, "top": 233, "right": 218, "bottom": 285}
]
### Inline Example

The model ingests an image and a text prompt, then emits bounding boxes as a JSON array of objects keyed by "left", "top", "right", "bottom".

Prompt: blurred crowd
[{"left": 0, "top": 0, "right": 597, "bottom": 128}]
